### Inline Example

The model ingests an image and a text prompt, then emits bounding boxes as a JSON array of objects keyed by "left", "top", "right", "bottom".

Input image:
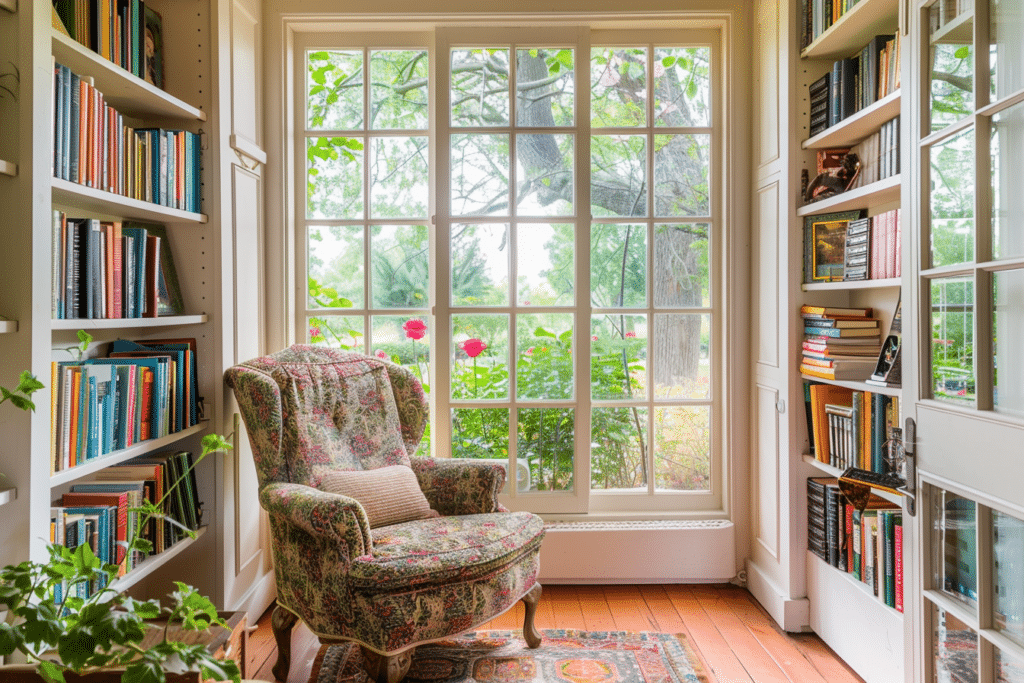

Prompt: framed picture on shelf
[{"left": 803, "top": 210, "right": 865, "bottom": 283}]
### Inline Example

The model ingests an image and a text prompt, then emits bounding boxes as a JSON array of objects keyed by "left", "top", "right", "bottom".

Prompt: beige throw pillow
[{"left": 319, "top": 465, "right": 438, "bottom": 528}]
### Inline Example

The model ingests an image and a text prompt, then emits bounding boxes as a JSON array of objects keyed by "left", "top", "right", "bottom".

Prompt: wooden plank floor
[{"left": 246, "top": 584, "right": 864, "bottom": 683}]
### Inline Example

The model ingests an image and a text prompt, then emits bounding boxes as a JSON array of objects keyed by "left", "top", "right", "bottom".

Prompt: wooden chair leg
[
  {"left": 361, "top": 647, "right": 414, "bottom": 683},
  {"left": 522, "top": 582, "right": 543, "bottom": 648},
  {"left": 271, "top": 604, "right": 299, "bottom": 681}
]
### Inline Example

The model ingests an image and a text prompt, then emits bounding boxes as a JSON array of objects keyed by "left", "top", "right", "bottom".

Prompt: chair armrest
[
  {"left": 259, "top": 481, "right": 373, "bottom": 561},
  {"left": 409, "top": 458, "right": 506, "bottom": 516}
]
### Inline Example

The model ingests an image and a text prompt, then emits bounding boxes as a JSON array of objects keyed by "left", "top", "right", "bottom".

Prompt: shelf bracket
[{"left": 898, "top": 417, "right": 916, "bottom": 516}]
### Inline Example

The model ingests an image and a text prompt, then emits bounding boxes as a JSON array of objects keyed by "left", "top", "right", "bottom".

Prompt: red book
[
  {"left": 110, "top": 222, "right": 123, "bottom": 318},
  {"left": 893, "top": 208, "right": 902, "bottom": 277},
  {"left": 78, "top": 80, "right": 89, "bottom": 185},
  {"left": 894, "top": 521, "right": 904, "bottom": 612},
  {"left": 60, "top": 490, "right": 129, "bottom": 575},
  {"left": 139, "top": 367, "right": 154, "bottom": 441},
  {"left": 869, "top": 214, "right": 883, "bottom": 279}
]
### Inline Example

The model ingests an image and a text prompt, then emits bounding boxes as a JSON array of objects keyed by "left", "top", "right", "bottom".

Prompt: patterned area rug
[{"left": 309, "top": 629, "right": 710, "bottom": 683}]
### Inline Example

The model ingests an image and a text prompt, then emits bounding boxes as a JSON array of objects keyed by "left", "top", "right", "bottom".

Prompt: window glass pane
[
  {"left": 654, "top": 314, "right": 711, "bottom": 399},
  {"left": 307, "top": 137, "right": 364, "bottom": 219},
  {"left": 590, "top": 224, "right": 646, "bottom": 308},
  {"left": 590, "top": 47, "right": 646, "bottom": 128},
  {"left": 452, "top": 314, "right": 508, "bottom": 399},
  {"left": 996, "top": 646, "right": 1024, "bottom": 683},
  {"left": 591, "top": 407, "right": 648, "bottom": 490},
  {"left": 451, "top": 133, "right": 510, "bottom": 216},
  {"left": 371, "top": 225, "right": 429, "bottom": 309},
  {"left": 932, "top": 603, "right": 978, "bottom": 682},
  {"left": 655, "top": 406, "right": 710, "bottom": 491},
  {"left": 991, "top": 0, "right": 1024, "bottom": 102},
  {"left": 517, "top": 224, "right": 573, "bottom": 306},
  {"left": 451, "top": 224, "right": 509, "bottom": 307},
  {"left": 653, "top": 47, "right": 710, "bottom": 127},
  {"left": 369, "top": 136, "right": 428, "bottom": 219},
  {"left": 518, "top": 408, "right": 574, "bottom": 492},
  {"left": 591, "top": 134, "right": 647, "bottom": 217},
  {"left": 308, "top": 225, "right": 364, "bottom": 309},
  {"left": 307, "top": 315, "right": 364, "bottom": 350},
  {"left": 930, "top": 128, "right": 975, "bottom": 268},
  {"left": 516, "top": 314, "right": 574, "bottom": 400},
  {"left": 654, "top": 134, "right": 710, "bottom": 217},
  {"left": 371, "top": 314, "right": 429, "bottom": 365},
  {"left": 992, "top": 103, "right": 1024, "bottom": 260},
  {"left": 516, "top": 134, "right": 574, "bottom": 216},
  {"left": 929, "top": 10, "right": 974, "bottom": 132},
  {"left": 994, "top": 270, "right": 1024, "bottom": 417},
  {"left": 931, "top": 277, "right": 976, "bottom": 406},
  {"left": 451, "top": 408, "right": 510, "bottom": 461},
  {"left": 516, "top": 48, "right": 574, "bottom": 127},
  {"left": 654, "top": 224, "right": 710, "bottom": 308},
  {"left": 370, "top": 49, "right": 428, "bottom": 130},
  {"left": 591, "top": 314, "right": 647, "bottom": 400},
  {"left": 932, "top": 490, "right": 978, "bottom": 610},
  {"left": 307, "top": 50, "right": 363, "bottom": 130},
  {"left": 450, "top": 48, "right": 510, "bottom": 127},
  {"left": 993, "top": 510, "right": 1024, "bottom": 647}
]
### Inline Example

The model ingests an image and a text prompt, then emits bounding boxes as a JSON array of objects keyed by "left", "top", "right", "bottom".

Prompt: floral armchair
[{"left": 224, "top": 345, "right": 545, "bottom": 683}]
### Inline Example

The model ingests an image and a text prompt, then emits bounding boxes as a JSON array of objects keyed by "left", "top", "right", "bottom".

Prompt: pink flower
[
  {"left": 309, "top": 326, "right": 321, "bottom": 338},
  {"left": 403, "top": 319, "right": 427, "bottom": 340},
  {"left": 460, "top": 338, "right": 487, "bottom": 358},
  {"left": 526, "top": 347, "right": 534, "bottom": 356},
  {"left": 592, "top": 335, "right": 598, "bottom": 341},
  {"left": 375, "top": 349, "right": 387, "bottom": 359},
  {"left": 625, "top": 331, "right": 636, "bottom": 338}
]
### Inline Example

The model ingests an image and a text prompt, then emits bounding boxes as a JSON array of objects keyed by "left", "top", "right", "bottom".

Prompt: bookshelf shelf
[
  {"left": 50, "top": 422, "right": 208, "bottom": 488},
  {"left": 0, "top": 487, "right": 15, "bottom": 507},
  {"left": 0, "top": 159, "right": 16, "bottom": 176},
  {"left": 0, "top": 0, "right": 14, "bottom": 13},
  {"left": 51, "top": 31, "right": 206, "bottom": 122},
  {"left": 801, "top": 0, "right": 900, "bottom": 59},
  {"left": 52, "top": 314, "right": 208, "bottom": 331},
  {"left": 797, "top": 174, "right": 901, "bottom": 216},
  {"left": 803, "top": 277, "right": 901, "bottom": 291},
  {"left": 800, "top": 374, "right": 902, "bottom": 397},
  {"left": 113, "top": 526, "right": 208, "bottom": 593},
  {"left": 803, "top": 90, "right": 901, "bottom": 150},
  {"left": 0, "top": 319, "right": 17, "bottom": 333},
  {"left": 52, "top": 178, "right": 208, "bottom": 224},
  {"left": 803, "top": 454, "right": 904, "bottom": 505}
]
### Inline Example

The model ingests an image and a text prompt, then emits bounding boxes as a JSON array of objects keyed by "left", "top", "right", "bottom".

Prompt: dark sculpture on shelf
[{"left": 804, "top": 152, "right": 861, "bottom": 204}]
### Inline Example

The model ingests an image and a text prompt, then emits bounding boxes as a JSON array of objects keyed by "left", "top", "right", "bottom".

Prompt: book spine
[{"left": 895, "top": 520, "right": 904, "bottom": 612}]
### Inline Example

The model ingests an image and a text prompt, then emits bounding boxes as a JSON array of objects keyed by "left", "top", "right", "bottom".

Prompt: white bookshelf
[
  {"left": 52, "top": 314, "right": 208, "bottom": 331},
  {"left": 797, "top": 175, "right": 901, "bottom": 216},
  {"left": 803, "top": 277, "right": 900, "bottom": 291},
  {"left": 113, "top": 526, "right": 208, "bottom": 593},
  {"left": 0, "top": 0, "right": 14, "bottom": 14},
  {"left": 52, "top": 178, "right": 208, "bottom": 224},
  {"left": 803, "top": 90, "right": 901, "bottom": 150},
  {"left": 803, "top": 454, "right": 903, "bottom": 505},
  {"left": 0, "top": 159, "right": 16, "bottom": 176},
  {"left": 801, "top": 0, "right": 900, "bottom": 59},
  {"left": 0, "top": 319, "right": 16, "bottom": 333},
  {"left": 0, "top": 487, "right": 15, "bottom": 507}
]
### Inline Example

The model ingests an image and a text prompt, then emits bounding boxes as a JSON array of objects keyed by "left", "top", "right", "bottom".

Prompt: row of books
[
  {"left": 808, "top": 477, "right": 903, "bottom": 612},
  {"left": 800, "top": 304, "right": 882, "bottom": 382},
  {"left": 807, "top": 35, "right": 901, "bottom": 137},
  {"left": 49, "top": 338, "right": 200, "bottom": 474},
  {"left": 800, "top": 0, "right": 864, "bottom": 51},
  {"left": 51, "top": 214, "right": 185, "bottom": 320},
  {"left": 846, "top": 116, "right": 901, "bottom": 188},
  {"left": 52, "top": 1, "right": 164, "bottom": 89},
  {"left": 50, "top": 449, "right": 202, "bottom": 599},
  {"left": 843, "top": 209, "right": 901, "bottom": 282},
  {"left": 805, "top": 380, "right": 900, "bottom": 473},
  {"left": 52, "top": 63, "right": 201, "bottom": 212}
]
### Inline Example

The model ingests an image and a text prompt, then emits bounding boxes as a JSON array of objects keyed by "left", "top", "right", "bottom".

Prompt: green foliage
[
  {"left": 0, "top": 437, "right": 239, "bottom": 683},
  {"left": 0, "top": 370, "right": 44, "bottom": 413}
]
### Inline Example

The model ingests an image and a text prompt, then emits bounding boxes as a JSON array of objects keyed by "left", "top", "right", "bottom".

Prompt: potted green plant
[{"left": 0, "top": 433, "right": 241, "bottom": 683}]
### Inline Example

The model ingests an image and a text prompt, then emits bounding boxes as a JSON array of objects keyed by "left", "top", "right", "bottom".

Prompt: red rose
[
  {"left": 625, "top": 331, "right": 636, "bottom": 338},
  {"left": 460, "top": 338, "right": 487, "bottom": 358},
  {"left": 403, "top": 319, "right": 427, "bottom": 340},
  {"left": 375, "top": 349, "right": 388, "bottom": 359}
]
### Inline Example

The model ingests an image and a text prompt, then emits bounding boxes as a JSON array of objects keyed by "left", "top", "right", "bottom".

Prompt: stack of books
[
  {"left": 809, "top": 73, "right": 830, "bottom": 137},
  {"left": 800, "top": 304, "right": 882, "bottom": 381}
]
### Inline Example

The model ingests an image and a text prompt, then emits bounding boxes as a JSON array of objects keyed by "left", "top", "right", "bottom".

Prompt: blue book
[
  {"left": 804, "top": 326, "right": 879, "bottom": 338},
  {"left": 60, "top": 506, "right": 114, "bottom": 587},
  {"left": 54, "top": 64, "right": 63, "bottom": 180},
  {"left": 87, "top": 374, "right": 99, "bottom": 461},
  {"left": 84, "top": 357, "right": 162, "bottom": 446},
  {"left": 114, "top": 365, "right": 132, "bottom": 450},
  {"left": 111, "top": 339, "right": 186, "bottom": 432},
  {"left": 68, "top": 68, "right": 79, "bottom": 182},
  {"left": 121, "top": 226, "right": 148, "bottom": 317}
]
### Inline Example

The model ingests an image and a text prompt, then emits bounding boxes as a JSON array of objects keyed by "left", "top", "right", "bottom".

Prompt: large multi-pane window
[{"left": 296, "top": 26, "right": 723, "bottom": 514}]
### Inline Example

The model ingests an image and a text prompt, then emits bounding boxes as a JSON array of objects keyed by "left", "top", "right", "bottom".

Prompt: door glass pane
[
  {"left": 308, "top": 225, "right": 363, "bottom": 309},
  {"left": 929, "top": 8, "right": 974, "bottom": 131},
  {"left": 370, "top": 225, "right": 429, "bottom": 310},
  {"left": 451, "top": 408, "right": 509, "bottom": 461},
  {"left": 993, "top": 510, "right": 1024, "bottom": 647},
  {"left": 654, "top": 134, "right": 710, "bottom": 217},
  {"left": 931, "top": 277, "right": 976, "bottom": 406},
  {"left": 370, "top": 49, "right": 428, "bottom": 130},
  {"left": 930, "top": 128, "right": 975, "bottom": 268},
  {"left": 996, "top": 646, "right": 1024, "bottom": 682},
  {"left": 307, "top": 137, "right": 364, "bottom": 219},
  {"left": 515, "top": 134, "right": 574, "bottom": 217},
  {"left": 654, "top": 224, "right": 710, "bottom": 308},
  {"left": 992, "top": 102, "right": 1024, "bottom": 260},
  {"left": 653, "top": 47, "right": 710, "bottom": 128},
  {"left": 307, "top": 50, "right": 363, "bottom": 131},
  {"left": 655, "top": 406, "right": 710, "bottom": 491},
  {"left": 517, "top": 224, "right": 573, "bottom": 306},
  {"left": 654, "top": 314, "right": 711, "bottom": 399},
  {"left": 932, "top": 602, "right": 978, "bottom": 682},
  {"left": 517, "top": 408, "right": 574, "bottom": 492},
  {"left": 590, "top": 224, "right": 646, "bottom": 308},
  {"left": 451, "top": 224, "right": 509, "bottom": 307},
  {"left": 993, "top": 270, "right": 1024, "bottom": 416},
  {"left": 452, "top": 314, "right": 508, "bottom": 400},
  {"left": 591, "top": 135, "right": 647, "bottom": 217},
  {"left": 591, "top": 47, "right": 646, "bottom": 128},
  {"left": 591, "top": 314, "right": 647, "bottom": 400},
  {"left": 307, "top": 315, "right": 363, "bottom": 350},
  {"left": 932, "top": 490, "right": 978, "bottom": 610},
  {"left": 591, "top": 407, "right": 648, "bottom": 490},
  {"left": 516, "top": 48, "right": 575, "bottom": 127},
  {"left": 369, "top": 136, "right": 428, "bottom": 218},
  {"left": 990, "top": 0, "right": 1024, "bottom": 101},
  {"left": 450, "top": 48, "right": 510, "bottom": 127},
  {"left": 451, "top": 134, "right": 510, "bottom": 216},
  {"left": 516, "top": 314, "right": 573, "bottom": 400}
]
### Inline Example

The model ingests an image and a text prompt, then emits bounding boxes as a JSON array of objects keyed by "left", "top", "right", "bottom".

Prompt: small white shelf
[
  {"left": 52, "top": 178, "right": 207, "bottom": 224},
  {"left": 803, "top": 90, "right": 901, "bottom": 150},
  {"left": 110, "top": 526, "right": 207, "bottom": 593},
  {"left": 0, "top": 0, "right": 14, "bottom": 13},
  {"left": 0, "top": 159, "right": 16, "bottom": 176},
  {"left": 802, "top": 454, "right": 904, "bottom": 505},
  {"left": 798, "top": 174, "right": 901, "bottom": 216},
  {"left": 931, "top": 11, "right": 973, "bottom": 45},
  {"left": 803, "top": 277, "right": 901, "bottom": 291},
  {"left": 51, "top": 31, "right": 206, "bottom": 122},
  {"left": 52, "top": 314, "right": 208, "bottom": 331},
  {"left": 802, "top": 0, "right": 900, "bottom": 60},
  {"left": 0, "top": 487, "right": 15, "bottom": 507},
  {"left": 799, "top": 374, "right": 902, "bottom": 398},
  {"left": 50, "top": 422, "right": 208, "bottom": 488},
  {"left": 0, "top": 319, "right": 17, "bottom": 333}
]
